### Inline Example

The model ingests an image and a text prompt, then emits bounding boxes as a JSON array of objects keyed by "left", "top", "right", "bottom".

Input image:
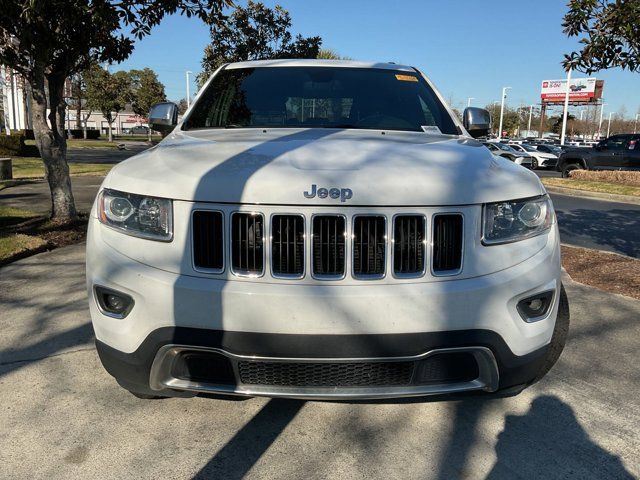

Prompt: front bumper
[
  {"left": 96, "top": 327, "right": 551, "bottom": 399},
  {"left": 88, "top": 216, "right": 562, "bottom": 399}
]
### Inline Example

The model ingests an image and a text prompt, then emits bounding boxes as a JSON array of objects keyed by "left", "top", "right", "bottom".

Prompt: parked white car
[
  {"left": 87, "top": 59, "right": 569, "bottom": 400},
  {"left": 510, "top": 143, "right": 558, "bottom": 169},
  {"left": 482, "top": 141, "right": 534, "bottom": 168}
]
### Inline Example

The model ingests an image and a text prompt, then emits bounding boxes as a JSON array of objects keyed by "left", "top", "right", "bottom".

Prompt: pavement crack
[{"left": 0, "top": 346, "right": 95, "bottom": 368}]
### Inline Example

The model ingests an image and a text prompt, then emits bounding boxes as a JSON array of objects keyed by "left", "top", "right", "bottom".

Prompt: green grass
[
  {"left": 9, "top": 157, "right": 113, "bottom": 179},
  {"left": 0, "top": 205, "right": 40, "bottom": 228},
  {"left": 0, "top": 233, "right": 47, "bottom": 263},
  {"left": 542, "top": 178, "right": 640, "bottom": 197},
  {"left": 25, "top": 139, "right": 117, "bottom": 149}
]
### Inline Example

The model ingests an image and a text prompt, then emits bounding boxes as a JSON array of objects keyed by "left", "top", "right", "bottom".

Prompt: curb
[{"left": 544, "top": 185, "right": 640, "bottom": 205}]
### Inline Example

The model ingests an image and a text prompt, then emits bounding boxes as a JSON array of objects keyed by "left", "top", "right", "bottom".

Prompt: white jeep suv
[{"left": 87, "top": 59, "right": 569, "bottom": 400}]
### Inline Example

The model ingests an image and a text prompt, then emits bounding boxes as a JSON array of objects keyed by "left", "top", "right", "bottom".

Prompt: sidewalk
[{"left": 0, "top": 176, "right": 104, "bottom": 215}]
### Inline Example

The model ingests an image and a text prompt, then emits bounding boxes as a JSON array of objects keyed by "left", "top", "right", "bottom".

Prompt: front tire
[
  {"left": 128, "top": 390, "right": 167, "bottom": 400},
  {"left": 561, "top": 162, "right": 582, "bottom": 178}
]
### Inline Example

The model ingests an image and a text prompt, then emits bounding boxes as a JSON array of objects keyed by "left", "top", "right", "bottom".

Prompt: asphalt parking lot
[{"left": 1, "top": 244, "right": 639, "bottom": 479}]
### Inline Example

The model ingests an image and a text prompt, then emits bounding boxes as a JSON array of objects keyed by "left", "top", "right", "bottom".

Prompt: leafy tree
[
  {"left": 563, "top": 0, "right": 640, "bottom": 73},
  {"left": 129, "top": 68, "right": 166, "bottom": 140},
  {"left": 484, "top": 103, "right": 520, "bottom": 136},
  {"left": 317, "top": 49, "right": 351, "bottom": 60},
  {"left": 85, "top": 67, "right": 133, "bottom": 142},
  {"left": 67, "top": 62, "right": 101, "bottom": 138},
  {"left": 200, "top": 1, "right": 322, "bottom": 83},
  {"left": 174, "top": 98, "right": 190, "bottom": 115},
  {"left": 0, "top": 0, "right": 229, "bottom": 221}
]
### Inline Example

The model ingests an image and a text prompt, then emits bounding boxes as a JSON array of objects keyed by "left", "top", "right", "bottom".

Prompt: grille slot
[
  {"left": 192, "top": 211, "right": 224, "bottom": 271},
  {"left": 393, "top": 215, "right": 426, "bottom": 275},
  {"left": 271, "top": 215, "right": 305, "bottom": 277},
  {"left": 432, "top": 214, "right": 463, "bottom": 273},
  {"left": 353, "top": 216, "right": 386, "bottom": 277},
  {"left": 238, "top": 361, "right": 414, "bottom": 387},
  {"left": 231, "top": 212, "right": 265, "bottom": 275},
  {"left": 312, "top": 215, "right": 346, "bottom": 278}
]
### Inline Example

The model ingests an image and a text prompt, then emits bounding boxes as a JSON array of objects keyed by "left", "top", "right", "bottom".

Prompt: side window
[{"left": 604, "top": 136, "right": 627, "bottom": 150}]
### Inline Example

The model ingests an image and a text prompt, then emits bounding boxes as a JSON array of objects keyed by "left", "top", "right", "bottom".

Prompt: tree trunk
[
  {"left": 108, "top": 121, "right": 113, "bottom": 142},
  {"left": 29, "top": 72, "right": 77, "bottom": 221}
]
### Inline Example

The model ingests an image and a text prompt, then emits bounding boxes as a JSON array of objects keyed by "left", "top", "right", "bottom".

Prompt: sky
[{"left": 115, "top": 0, "right": 640, "bottom": 119}]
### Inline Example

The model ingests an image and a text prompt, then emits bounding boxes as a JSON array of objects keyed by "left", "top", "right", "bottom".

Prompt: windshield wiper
[{"left": 224, "top": 124, "right": 246, "bottom": 128}]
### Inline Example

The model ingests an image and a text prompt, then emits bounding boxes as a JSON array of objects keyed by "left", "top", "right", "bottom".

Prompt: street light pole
[
  {"left": 467, "top": 97, "right": 474, "bottom": 107},
  {"left": 185, "top": 70, "right": 193, "bottom": 109},
  {"left": 527, "top": 105, "right": 534, "bottom": 133},
  {"left": 635, "top": 113, "right": 640, "bottom": 134},
  {"left": 607, "top": 112, "right": 613, "bottom": 138},
  {"left": 598, "top": 103, "right": 607, "bottom": 139},
  {"left": 560, "top": 68, "right": 572, "bottom": 146},
  {"left": 498, "top": 87, "right": 511, "bottom": 140}
]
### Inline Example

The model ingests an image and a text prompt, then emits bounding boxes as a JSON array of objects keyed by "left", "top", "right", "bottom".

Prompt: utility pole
[
  {"left": 527, "top": 105, "right": 534, "bottom": 133},
  {"left": 185, "top": 70, "right": 193, "bottom": 109},
  {"left": 498, "top": 86, "right": 511, "bottom": 140},
  {"left": 598, "top": 102, "right": 607, "bottom": 139},
  {"left": 635, "top": 113, "right": 639, "bottom": 134},
  {"left": 467, "top": 97, "right": 474, "bottom": 107},
  {"left": 560, "top": 69, "right": 572, "bottom": 146},
  {"left": 607, "top": 112, "right": 613, "bottom": 138}
]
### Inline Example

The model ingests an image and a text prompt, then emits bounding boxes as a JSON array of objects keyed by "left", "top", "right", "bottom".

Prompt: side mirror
[
  {"left": 463, "top": 107, "right": 491, "bottom": 138},
  {"left": 149, "top": 102, "right": 178, "bottom": 136}
]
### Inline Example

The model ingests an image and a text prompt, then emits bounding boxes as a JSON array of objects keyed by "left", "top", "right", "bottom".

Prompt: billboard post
[{"left": 560, "top": 69, "right": 572, "bottom": 145}]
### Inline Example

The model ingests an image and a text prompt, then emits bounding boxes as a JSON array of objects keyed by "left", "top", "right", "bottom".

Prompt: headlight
[
  {"left": 482, "top": 195, "right": 553, "bottom": 245},
  {"left": 98, "top": 189, "right": 173, "bottom": 241}
]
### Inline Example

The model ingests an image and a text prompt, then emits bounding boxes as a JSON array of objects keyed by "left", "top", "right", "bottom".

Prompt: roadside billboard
[{"left": 540, "top": 78, "right": 598, "bottom": 102}]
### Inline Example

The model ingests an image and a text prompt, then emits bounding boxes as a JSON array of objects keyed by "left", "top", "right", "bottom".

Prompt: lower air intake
[{"left": 238, "top": 361, "right": 414, "bottom": 387}]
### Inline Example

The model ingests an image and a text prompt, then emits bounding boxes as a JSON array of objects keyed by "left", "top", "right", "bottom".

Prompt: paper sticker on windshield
[
  {"left": 421, "top": 126, "right": 442, "bottom": 134},
  {"left": 395, "top": 74, "right": 418, "bottom": 82}
]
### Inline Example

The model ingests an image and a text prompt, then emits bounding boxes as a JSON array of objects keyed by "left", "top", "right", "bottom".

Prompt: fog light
[
  {"left": 95, "top": 286, "right": 134, "bottom": 318},
  {"left": 517, "top": 291, "right": 554, "bottom": 322}
]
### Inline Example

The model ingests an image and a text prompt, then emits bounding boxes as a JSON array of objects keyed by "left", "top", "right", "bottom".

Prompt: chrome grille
[
  {"left": 271, "top": 215, "right": 304, "bottom": 277},
  {"left": 353, "top": 216, "right": 386, "bottom": 277},
  {"left": 192, "top": 211, "right": 224, "bottom": 271},
  {"left": 192, "top": 210, "right": 464, "bottom": 280},
  {"left": 432, "top": 214, "right": 463, "bottom": 273},
  {"left": 393, "top": 215, "right": 425, "bottom": 275},
  {"left": 231, "top": 212, "right": 264, "bottom": 275},
  {"left": 312, "top": 215, "right": 346, "bottom": 278}
]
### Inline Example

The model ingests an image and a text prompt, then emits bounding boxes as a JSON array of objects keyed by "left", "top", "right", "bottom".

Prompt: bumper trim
[{"left": 148, "top": 344, "right": 500, "bottom": 399}]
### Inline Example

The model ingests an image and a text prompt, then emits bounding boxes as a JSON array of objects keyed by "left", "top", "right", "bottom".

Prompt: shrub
[
  {"left": 0, "top": 134, "right": 25, "bottom": 156},
  {"left": 569, "top": 169, "right": 640, "bottom": 187},
  {"left": 66, "top": 129, "right": 100, "bottom": 140}
]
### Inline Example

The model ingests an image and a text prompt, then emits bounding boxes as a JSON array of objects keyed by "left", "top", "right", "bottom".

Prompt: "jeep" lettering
[{"left": 303, "top": 184, "right": 353, "bottom": 202}]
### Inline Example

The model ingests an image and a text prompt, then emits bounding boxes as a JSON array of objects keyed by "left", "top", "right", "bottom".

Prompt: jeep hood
[{"left": 103, "top": 128, "right": 545, "bottom": 206}]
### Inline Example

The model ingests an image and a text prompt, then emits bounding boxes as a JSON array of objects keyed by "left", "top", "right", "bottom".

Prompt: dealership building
[{"left": 1, "top": 67, "right": 149, "bottom": 135}]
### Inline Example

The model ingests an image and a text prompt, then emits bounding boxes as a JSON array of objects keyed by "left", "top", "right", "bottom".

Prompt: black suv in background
[{"left": 557, "top": 134, "right": 640, "bottom": 177}]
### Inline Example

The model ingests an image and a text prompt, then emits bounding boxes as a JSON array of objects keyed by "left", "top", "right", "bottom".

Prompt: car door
[
  {"left": 593, "top": 135, "right": 628, "bottom": 169},
  {"left": 625, "top": 135, "right": 640, "bottom": 170}
]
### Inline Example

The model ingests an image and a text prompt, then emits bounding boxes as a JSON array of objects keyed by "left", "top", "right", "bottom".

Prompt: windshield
[
  {"left": 183, "top": 66, "right": 459, "bottom": 134},
  {"left": 522, "top": 144, "right": 538, "bottom": 152},
  {"left": 495, "top": 143, "right": 516, "bottom": 152}
]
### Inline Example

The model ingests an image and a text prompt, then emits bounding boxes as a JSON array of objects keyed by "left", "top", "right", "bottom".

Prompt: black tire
[
  {"left": 561, "top": 162, "right": 582, "bottom": 178},
  {"left": 531, "top": 284, "right": 570, "bottom": 384},
  {"left": 127, "top": 390, "right": 167, "bottom": 400},
  {"left": 531, "top": 158, "right": 539, "bottom": 169}
]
